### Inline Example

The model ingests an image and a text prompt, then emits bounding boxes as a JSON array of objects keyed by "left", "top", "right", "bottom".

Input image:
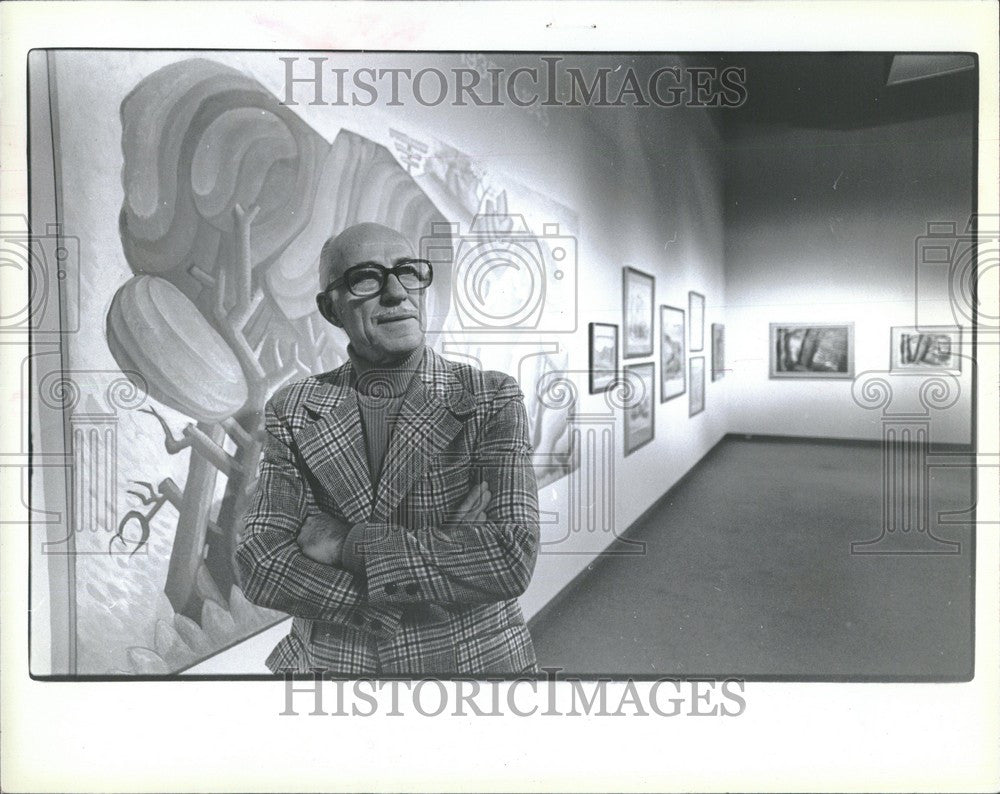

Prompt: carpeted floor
[{"left": 529, "top": 437, "right": 974, "bottom": 679}]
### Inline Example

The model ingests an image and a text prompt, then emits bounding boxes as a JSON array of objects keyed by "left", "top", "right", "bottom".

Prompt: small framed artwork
[
  {"left": 711, "top": 323, "right": 725, "bottom": 381},
  {"left": 659, "top": 305, "right": 686, "bottom": 402},
  {"left": 890, "top": 326, "right": 961, "bottom": 373},
  {"left": 589, "top": 322, "right": 619, "bottom": 393},
  {"left": 689, "top": 356, "right": 705, "bottom": 416},
  {"left": 688, "top": 291, "right": 705, "bottom": 352},
  {"left": 623, "top": 362, "right": 655, "bottom": 455},
  {"left": 623, "top": 267, "right": 655, "bottom": 358},
  {"left": 769, "top": 322, "right": 855, "bottom": 379}
]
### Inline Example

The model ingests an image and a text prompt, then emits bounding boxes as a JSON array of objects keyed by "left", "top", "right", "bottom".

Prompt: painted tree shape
[{"left": 108, "top": 58, "right": 450, "bottom": 625}]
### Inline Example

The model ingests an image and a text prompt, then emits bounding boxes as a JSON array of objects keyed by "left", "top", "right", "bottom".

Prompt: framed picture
[
  {"left": 769, "top": 322, "right": 855, "bottom": 379},
  {"left": 659, "top": 305, "right": 686, "bottom": 402},
  {"left": 589, "top": 322, "right": 619, "bottom": 393},
  {"left": 689, "top": 356, "right": 706, "bottom": 416},
  {"left": 711, "top": 323, "right": 725, "bottom": 381},
  {"left": 890, "top": 326, "right": 962, "bottom": 373},
  {"left": 623, "top": 267, "right": 655, "bottom": 358},
  {"left": 623, "top": 362, "right": 655, "bottom": 455},
  {"left": 688, "top": 291, "right": 705, "bottom": 352}
]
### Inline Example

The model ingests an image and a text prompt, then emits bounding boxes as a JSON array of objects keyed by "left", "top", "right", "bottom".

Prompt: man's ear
[{"left": 315, "top": 292, "right": 343, "bottom": 328}]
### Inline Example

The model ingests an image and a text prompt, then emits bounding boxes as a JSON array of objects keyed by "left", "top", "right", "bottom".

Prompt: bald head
[
  {"left": 319, "top": 222, "right": 414, "bottom": 291},
  {"left": 315, "top": 222, "right": 426, "bottom": 364}
]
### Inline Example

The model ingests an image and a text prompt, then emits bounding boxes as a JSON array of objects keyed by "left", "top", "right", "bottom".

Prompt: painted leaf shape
[
  {"left": 126, "top": 646, "right": 170, "bottom": 675},
  {"left": 228, "top": 585, "right": 263, "bottom": 631},
  {"left": 172, "top": 613, "right": 213, "bottom": 656},
  {"left": 120, "top": 58, "right": 328, "bottom": 282},
  {"left": 153, "top": 618, "right": 194, "bottom": 666},
  {"left": 106, "top": 274, "right": 248, "bottom": 422},
  {"left": 201, "top": 598, "right": 237, "bottom": 645}
]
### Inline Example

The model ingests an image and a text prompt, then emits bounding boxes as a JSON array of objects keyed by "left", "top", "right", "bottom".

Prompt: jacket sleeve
[
  {"left": 344, "top": 376, "right": 541, "bottom": 606},
  {"left": 235, "top": 397, "right": 404, "bottom": 639}
]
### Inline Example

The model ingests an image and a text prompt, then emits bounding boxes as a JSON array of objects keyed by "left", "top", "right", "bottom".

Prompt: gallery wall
[
  {"left": 483, "top": 62, "right": 730, "bottom": 618},
  {"left": 306, "top": 52, "right": 731, "bottom": 620},
  {"left": 722, "top": 111, "right": 975, "bottom": 445},
  {"left": 32, "top": 51, "right": 729, "bottom": 674}
]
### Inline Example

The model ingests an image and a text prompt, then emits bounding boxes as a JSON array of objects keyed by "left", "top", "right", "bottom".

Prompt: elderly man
[{"left": 236, "top": 222, "right": 540, "bottom": 676}]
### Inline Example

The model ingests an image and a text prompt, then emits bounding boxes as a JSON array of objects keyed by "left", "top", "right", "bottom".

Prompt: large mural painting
[{"left": 38, "top": 55, "right": 579, "bottom": 674}]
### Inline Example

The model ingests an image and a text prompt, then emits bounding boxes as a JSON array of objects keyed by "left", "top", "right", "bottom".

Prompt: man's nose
[{"left": 380, "top": 273, "right": 408, "bottom": 303}]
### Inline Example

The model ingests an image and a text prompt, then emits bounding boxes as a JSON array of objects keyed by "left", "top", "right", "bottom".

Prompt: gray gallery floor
[{"left": 529, "top": 437, "right": 974, "bottom": 679}]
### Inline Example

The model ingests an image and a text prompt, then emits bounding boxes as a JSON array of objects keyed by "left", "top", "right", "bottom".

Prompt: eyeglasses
[{"left": 322, "top": 259, "right": 434, "bottom": 298}]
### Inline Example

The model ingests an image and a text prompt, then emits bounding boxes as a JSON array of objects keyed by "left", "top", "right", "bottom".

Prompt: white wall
[
  {"left": 488, "top": 62, "right": 730, "bottom": 620},
  {"left": 723, "top": 112, "right": 975, "bottom": 445}
]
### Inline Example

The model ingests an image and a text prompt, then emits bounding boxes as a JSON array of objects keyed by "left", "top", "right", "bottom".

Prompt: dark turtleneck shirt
[
  {"left": 348, "top": 344, "right": 425, "bottom": 495},
  {"left": 343, "top": 345, "right": 453, "bottom": 627}
]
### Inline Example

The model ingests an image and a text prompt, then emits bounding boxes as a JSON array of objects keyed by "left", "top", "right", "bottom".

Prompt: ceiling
[{"left": 707, "top": 52, "right": 978, "bottom": 137}]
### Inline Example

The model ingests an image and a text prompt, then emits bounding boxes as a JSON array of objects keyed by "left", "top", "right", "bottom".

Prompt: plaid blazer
[{"left": 236, "top": 347, "right": 540, "bottom": 676}]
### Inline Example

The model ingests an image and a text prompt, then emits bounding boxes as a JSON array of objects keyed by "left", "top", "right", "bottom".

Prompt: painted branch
[
  {"left": 233, "top": 203, "right": 259, "bottom": 307},
  {"left": 221, "top": 416, "right": 255, "bottom": 449},
  {"left": 181, "top": 424, "right": 240, "bottom": 477},
  {"left": 213, "top": 267, "right": 228, "bottom": 320},
  {"left": 140, "top": 405, "right": 192, "bottom": 455},
  {"left": 229, "top": 289, "right": 263, "bottom": 331},
  {"left": 158, "top": 478, "right": 184, "bottom": 509},
  {"left": 163, "top": 423, "right": 225, "bottom": 620}
]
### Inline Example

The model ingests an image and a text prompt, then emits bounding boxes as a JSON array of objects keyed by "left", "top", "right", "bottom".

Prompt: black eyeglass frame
[{"left": 320, "top": 259, "right": 434, "bottom": 298}]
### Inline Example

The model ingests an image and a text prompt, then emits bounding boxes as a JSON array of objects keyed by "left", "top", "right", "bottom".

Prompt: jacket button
[
  {"left": 404, "top": 583, "right": 419, "bottom": 595},
  {"left": 370, "top": 619, "right": 382, "bottom": 633},
  {"left": 384, "top": 582, "right": 398, "bottom": 595},
  {"left": 352, "top": 613, "right": 365, "bottom": 626}
]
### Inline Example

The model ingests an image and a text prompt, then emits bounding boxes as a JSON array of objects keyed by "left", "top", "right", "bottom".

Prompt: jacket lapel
[
  {"left": 295, "top": 366, "right": 374, "bottom": 524},
  {"left": 370, "top": 349, "right": 475, "bottom": 523}
]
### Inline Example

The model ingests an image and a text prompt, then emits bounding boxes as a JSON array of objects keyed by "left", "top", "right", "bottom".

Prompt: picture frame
[
  {"left": 689, "top": 356, "right": 706, "bottom": 416},
  {"left": 769, "top": 322, "right": 856, "bottom": 379},
  {"left": 623, "top": 267, "right": 655, "bottom": 358},
  {"left": 688, "top": 290, "right": 705, "bottom": 352},
  {"left": 659, "top": 304, "right": 686, "bottom": 402},
  {"left": 623, "top": 362, "right": 656, "bottom": 455},
  {"left": 589, "top": 322, "right": 619, "bottom": 393},
  {"left": 711, "top": 323, "right": 725, "bottom": 381},
  {"left": 890, "top": 326, "right": 962, "bottom": 373}
]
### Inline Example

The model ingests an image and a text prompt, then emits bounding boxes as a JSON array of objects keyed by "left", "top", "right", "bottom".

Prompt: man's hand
[
  {"left": 453, "top": 481, "right": 492, "bottom": 524},
  {"left": 297, "top": 512, "right": 352, "bottom": 566}
]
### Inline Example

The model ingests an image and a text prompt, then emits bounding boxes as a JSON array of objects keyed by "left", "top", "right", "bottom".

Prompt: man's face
[{"left": 318, "top": 224, "right": 426, "bottom": 364}]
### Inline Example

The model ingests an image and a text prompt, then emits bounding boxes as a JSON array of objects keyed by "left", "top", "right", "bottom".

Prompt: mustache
[{"left": 373, "top": 311, "right": 418, "bottom": 322}]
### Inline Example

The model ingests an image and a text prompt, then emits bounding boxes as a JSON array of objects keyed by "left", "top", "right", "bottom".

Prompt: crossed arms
[{"left": 235, "top": 378, "right": 540, "bottom": 639}]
